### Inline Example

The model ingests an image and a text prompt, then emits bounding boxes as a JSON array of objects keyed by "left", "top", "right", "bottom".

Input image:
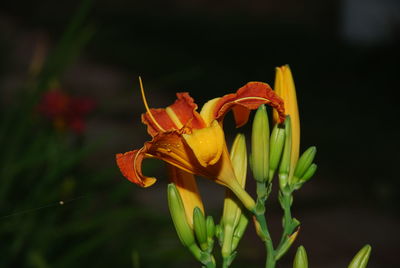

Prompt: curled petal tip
[
  {"left": 115, "top": 150, "right": 157, "bottom": 188},
  {"left": 213, "top": 81, "right": 286, "bottom": 126}
]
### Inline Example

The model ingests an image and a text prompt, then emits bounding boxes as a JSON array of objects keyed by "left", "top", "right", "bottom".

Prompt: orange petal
[
  {"left": 116, "top": 131, "right": 205, "bottom": 189},
  {"left": 146, "top": 131, "right": 206, "bottom": 175},
  {"left": 116, "top": 131, "right": 256, "bottom": 210},
  {"left": 115, "top": 149, "right": 157, "bottom": 188},
  {"left": 146, "top": 131, "right": 231, "bottom": 186},
  {"left": 141, "top": 92, "right": 206, "bottom": 137},
  {"left": 213, "top": 82, "right": 286, "bottom": 127}
]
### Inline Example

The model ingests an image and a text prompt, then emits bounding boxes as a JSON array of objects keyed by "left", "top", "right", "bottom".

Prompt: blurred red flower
[{"left": 38, "top": 89, "right": 95, "bottom": 133}]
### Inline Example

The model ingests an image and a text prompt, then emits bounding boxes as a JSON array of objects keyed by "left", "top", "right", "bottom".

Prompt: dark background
[{"left": 1, "top": 0, "right": 399, "bottom": 267}]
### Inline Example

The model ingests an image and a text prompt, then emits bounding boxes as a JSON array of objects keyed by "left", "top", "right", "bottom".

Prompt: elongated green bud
[
  {"left": 215, "top": 224, "right": 223, "bottom": 245},
  {"left": 293, "top": 146, "right": 316, "bottom": 180},
  {"left": 269, "top": 123, "right": 286, "bottom": 180},
  {"left": 293, "top": 246, "right": 308, "bottom": 268},
  {"left": 206, "top": 215, "right": 215, "bottom": 241},
  {"left": 221, "top": 133, "right": 248, "bottom": 258},
  {"left": 348, "top": 244, "right": 371, "bottom": 268},
  {"left": 222, "top": 134, "right": 247, "bottom": 230},
  {"left": 205, "top": 215, "right": 215, "bottom": 250},
  {"left": 301, "top": 163, "right": 317, "bottom": 182},
  {"left": 193, "top": 207, "right": 208, "bottom": 251},
  {"left": 230, "top": 133, "right": 248, "bottom": 188},
  {"left": 251, "top": 105, "right": 270, "bottom": 183},
  {"left": 279, "top": 116, "right": 292, "bottom": 190},
  {"left": 167, "top": 184, "right": 198, "bottom": 250},
  {"left": 231, "top": 213, "right": 249, "bottom": 251}
]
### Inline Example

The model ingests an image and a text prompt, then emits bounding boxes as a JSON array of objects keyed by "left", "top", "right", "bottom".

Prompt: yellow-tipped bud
[
  {"left": 251, "top": 105, "right": 270, "bottom": 183},
  {"left": 167, "top": 184, "right": 198, "bottom": 250},
  {"left": 293, "top": 246, "right": 308, "bottom": 268},
  {"left": 269, "top": 123, "right": 286, "bottom": 180},
  {"left": 274, "top": 65, "right": 300, "bottom": 180},
  {"left": 348, "top": 245, "right": 372, "bottom": 268}
]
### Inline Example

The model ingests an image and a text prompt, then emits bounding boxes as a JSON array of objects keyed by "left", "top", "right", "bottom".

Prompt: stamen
[
  {"left": 165, "top": 107, "right": 183, "bottom": 129},
  {"left": 139, "top": 77, "right": 166, "bottom": 132}
]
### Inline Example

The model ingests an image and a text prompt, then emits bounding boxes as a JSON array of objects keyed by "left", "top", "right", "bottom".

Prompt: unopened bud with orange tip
[{"left": 273, "top": 65, "right": 300, "bottom": 180}]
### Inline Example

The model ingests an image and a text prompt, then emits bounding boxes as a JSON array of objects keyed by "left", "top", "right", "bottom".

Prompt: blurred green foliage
[{"left": 0, "top": 2, "right": 186, "bottom": 267}]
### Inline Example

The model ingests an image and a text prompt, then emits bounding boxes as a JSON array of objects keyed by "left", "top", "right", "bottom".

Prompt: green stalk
[
  {"left": 281, "top": 192, "right": 293, "bottom": 244},
  {"left": 275, "top": 190, "right": 299, "bottom": 260},
  {"left": 254, "top": 213, "right": 275, "bottom": 268},
  {"left": 253, "top": 182, "right": 276, "bottom": 268},
  {"left": 222, "top": 258, "right": 230, "bottom": 268}
]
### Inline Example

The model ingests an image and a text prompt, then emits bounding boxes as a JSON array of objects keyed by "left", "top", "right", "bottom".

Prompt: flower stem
[
  {"left": 222, "top": 258, "right": 229, "bottom": 268},
  {"left": 275, "top": 189, "right": 299, "bottom": 260},
  {"left": 281, "top": 191, "right": 292, "bottom": 242},
  {"left": 254, "top": 212, "right": 275, "bottom": 268},
  {"left": 252, "top": 182, "right": 276, "bottom": 268}
]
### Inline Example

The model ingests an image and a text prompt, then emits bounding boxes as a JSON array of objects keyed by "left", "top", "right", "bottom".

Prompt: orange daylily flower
[{"left": 116, "top": 78, "right": 285, "bottom": 210}]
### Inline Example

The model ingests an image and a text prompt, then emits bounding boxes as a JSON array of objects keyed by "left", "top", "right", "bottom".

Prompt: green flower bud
[
  {"left": 230, "top": 133, "right": 248, "bottom": 188},
  {"left": 221, "top": 133, "right": 248, "bottom": 258},
  {"left": 167, "top": 184, "right": 198, "bottom": 250},
  {"left": 231, "top": 213, "right": 249, "bottom": 251},
  {"left": 215, "top": 224, "right": 223, "bottom": 245},
  {"left": 206, "top": 215, "right": 215, "bottom": 249},
  {"left": 293, "top": 245, "right": 308, "bottom": 268},
  {"left": 206, "top": 215, "right": 215, "bottom": 241},
  {"left": 222, "top": 134, "right": 247, "bottom": 230},
  {"left": 348, "top": 244, "right": 371, "bottom": 268},
  {"left": 269, "top": 123, "right": 286, "bottom": 180},
  {"left": 193, "top": 207, "right": 208, "bottom": 251},
  {"left": 279, "top": 116, "right": 292, "bottom": 190},
  {"left": 251, "top": 105, "right": 270, "bottom": 183},
  {"left": 293, "top": 146, "right": 316, "bottom": 180},
  {"left": 300, "top": 163, "right": 317, "bottom": 182}
]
